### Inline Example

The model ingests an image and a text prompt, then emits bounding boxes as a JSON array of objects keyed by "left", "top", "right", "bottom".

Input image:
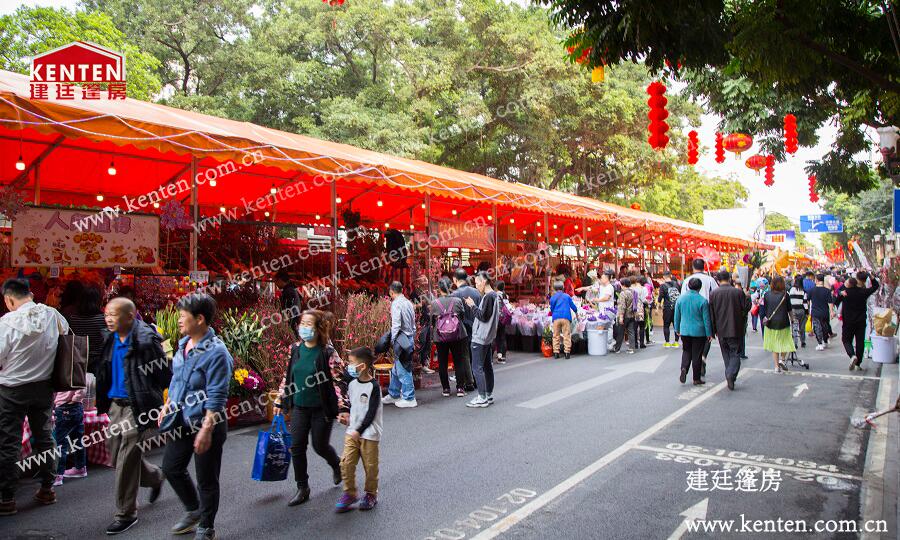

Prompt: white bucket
[
  {"left": 587, "top": 328, "right": 608, "bottom": 356},
  {"left": 871, "top": 335, "right": 898, "bottom": 364}
]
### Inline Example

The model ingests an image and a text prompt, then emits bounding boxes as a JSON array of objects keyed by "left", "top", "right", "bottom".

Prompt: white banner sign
[{"left": 12, "top": 207, "right": 159, "bottom": 268}]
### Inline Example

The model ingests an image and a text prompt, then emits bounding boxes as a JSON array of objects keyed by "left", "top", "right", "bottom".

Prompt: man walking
[
  {"left": 274, "top": 269, "right": 302, "bottom": 337},
  {"left": 383, "top": 282, "right": 417, "bottom": 408},
  {"left": 0, "top": 278, "right": 68, "bottom": 516},
  {"left": 657, "top": 272, "right": 680, "bottom": 347},
  {"left": 708, "top": 271, "right": 746, "bottom": 390},
  {"left": 451, "top": 269, "right": 479, "bottom": 391},
  {"left": 97, "top": 297, "right": 171, "bottom": 534},
  {"left": 808, "top": 273, "right": 833, "bottom": 350},
  {"left": 835, "top": 272, "right": 879, "bottom": 371},
  {"left": 549, "top": 281, "right": 578, "bottom": 359}
]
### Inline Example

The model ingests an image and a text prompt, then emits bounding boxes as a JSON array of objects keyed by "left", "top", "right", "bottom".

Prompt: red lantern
[
  {"left": 687, "top": 130, "right": 699, "bottom": 165},
  {"left": 723, "top": 133, "right": 753, "bottom": 158},
  {"left": 808, "top": 174, "right": 819, "bottom": 202},
  {"left": 630, "top": 203, "right": 642, "bottom": 210},
  {"left": 745, "top": 154, "right": 767, "bottom": 174},
  {"left": 784, "top": 114, "right": 798, "bottom": 155},
  {"left": 714, "top": 132, "right": 725, "bottom": 163},
  {"left": 646, "top": 82, "right": 669, "bottom": 150},
  {"left": 764, "top": 155, "right": 775, "bottom": 186}
]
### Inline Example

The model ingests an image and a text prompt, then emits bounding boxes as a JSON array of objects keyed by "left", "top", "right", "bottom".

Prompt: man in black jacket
[
  {"left": 275, "top": 269, "right": 302, "bottom": 337},
  {"left": 708, "top": 271, "right": 747, "bottom": 390},
  {"left": 96, "top": 298, "right": 171, "bottom": 535},
  {"left": 835, "top": 272, "right": 879, "bottom": 371}
]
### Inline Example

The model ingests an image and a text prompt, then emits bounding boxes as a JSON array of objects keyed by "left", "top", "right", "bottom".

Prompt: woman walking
[
  {"left": 161, "top": 293, "right": 233, "bottom": 540},
  {"left": 463, "top": 272, "right": 500, "bottom": 408},
  {"left": 279, "top": 309, "right": 348, "bottom": 506},
  {"left": 494, "top": 281, "right": 509, "bottom": 364},
  {"left": 431, "top": 278, "right": 469, "bottom": 397},
  {"left": 762, "top": 276, "right": 795, "bottom": 373},
  {"left": 674, "top": 278, "right": 712, "bottom": 385}
]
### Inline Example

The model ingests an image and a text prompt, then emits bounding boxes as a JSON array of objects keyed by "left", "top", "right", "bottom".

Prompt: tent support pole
[
  {"left": 613, "top": 220, "right": 619, "bottom": 273},
  {"left": 189, "top": 157, "right": 198, "bottom": 272},
  {"left": 425, "top": 194, "right": 432, "bottom": 296},
  {"left": 331, "top": 178, "right": 338, "bottom": 307},
  {"left": 544, "top": 213, "right": 550, "bottom": 297},
  {"left": 492, "top": 204, "right": 498, "bottom": 276}
]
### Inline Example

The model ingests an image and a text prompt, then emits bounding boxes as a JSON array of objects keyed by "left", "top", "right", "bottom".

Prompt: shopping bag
[
  {"left": 251, "top": 414, "right": 292, "bottom": 482},
  {"left": 805, "top": 315, "right": 813, "bottom": 334}
]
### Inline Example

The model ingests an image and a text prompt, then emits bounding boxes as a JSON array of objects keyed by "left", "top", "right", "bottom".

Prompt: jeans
[
  {"left": 751, "top": 313, "right": 759, "bottom": 331},
  {"left": 842, "top": 321, "right": 867, "bottom": 363},
  {"left": 388, "top": 354, "right": 415, "bottom": 400},
  {"left": 0, "top": 380, "right": 55, "bottom": 498},
  {"left": 681, "top": 336, "right": 705, "bottom": 382},
  {"left": 812, "top": 316, "right": 830, "bottom": 345},
  {"left": 53, "top": 402, "right": 85, "bottom": 474},
  {"left": 435, "top": 339, "right": 468, "bottom": 392},
  {"left": 718, "top": 336, "right": 742, "bottom": 381},
  {"left": 162, "top": 418, "right": 227, "bottom": 529},
  {"left": 662, "top": 308, "right": 676, "bottom": 343},
  {"left": 470, "top": 342, "right": 494, "bottom": 398},
  {"left": 289, "top": 406, "right": 340, "bottom": 487},
  {"left": 494, "top": 324, "right": 507, "bottom": 357}
]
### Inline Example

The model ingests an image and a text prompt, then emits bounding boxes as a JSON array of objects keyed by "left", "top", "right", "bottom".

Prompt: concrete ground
[{"left": 3, "top": 328, "right": 897, "bottom": 540}]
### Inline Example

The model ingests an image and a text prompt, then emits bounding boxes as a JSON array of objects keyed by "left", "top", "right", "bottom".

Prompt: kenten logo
[{"left": 29, "top": 41, "right": 127, "bottom": 101}]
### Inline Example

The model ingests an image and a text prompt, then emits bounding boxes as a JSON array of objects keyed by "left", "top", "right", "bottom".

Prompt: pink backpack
[{"left": 435, "top": 298, "right": 463, "bottom": 342}]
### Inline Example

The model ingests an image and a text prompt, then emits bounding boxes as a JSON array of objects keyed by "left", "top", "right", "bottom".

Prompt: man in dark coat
[
  {"left": 708, "top": 271, "right": 747, "bottom": 390},
  {"left": 274, "top": 269, "right": 302, "bottom": 337},
  {"left": 95, "top": 298, "right": 171, "bottom": 535}
]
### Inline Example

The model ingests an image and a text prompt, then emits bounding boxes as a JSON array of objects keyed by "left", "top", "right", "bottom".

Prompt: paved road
[{"left": 3, "top": 329, "right": 894, "bottom": 540}]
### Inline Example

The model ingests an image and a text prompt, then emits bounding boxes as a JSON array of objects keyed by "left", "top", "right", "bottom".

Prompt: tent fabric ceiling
[{"left": 0, "top": 69, "right": 769, "bottom": 250}]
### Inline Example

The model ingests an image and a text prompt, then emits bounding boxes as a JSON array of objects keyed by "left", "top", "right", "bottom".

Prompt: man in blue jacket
[{"left": 549, "top": 281, "right": 578, "bottom": 359}]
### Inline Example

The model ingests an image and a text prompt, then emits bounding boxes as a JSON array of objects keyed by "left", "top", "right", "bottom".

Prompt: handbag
[
  {"left": 52, "top": 318, "right": 88, "bottom": 392},
  {"left": 750, "top": 304, "right": 759, "bottom": 317},
  {"left": 252, "top": 414, "right": 292, "bottom": 482},
  {"left": 763, "top": 293, "right": 787, "bottom": 329}
]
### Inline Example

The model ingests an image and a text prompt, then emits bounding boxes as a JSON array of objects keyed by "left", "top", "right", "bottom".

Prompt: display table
[{"left": 20, "top": 409, "right": 113, "bottom": 468}]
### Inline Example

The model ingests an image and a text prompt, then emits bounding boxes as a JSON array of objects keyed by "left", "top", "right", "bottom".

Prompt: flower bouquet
[{"left": 227, "top": 367, "right": 267, "bottom": 427}]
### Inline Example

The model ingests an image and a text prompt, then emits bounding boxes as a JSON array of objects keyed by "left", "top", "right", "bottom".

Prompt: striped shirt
[{"left": 788, "top": 287, "right": 808, "bottom": 312}]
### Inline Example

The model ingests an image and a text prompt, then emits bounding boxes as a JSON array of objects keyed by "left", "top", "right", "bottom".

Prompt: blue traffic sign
[
  {"left": 800, "top": 214, "right": 843, "bottom": 234},
  {"left": 894, "top": 189, "right": 900, "bottom": 233}
]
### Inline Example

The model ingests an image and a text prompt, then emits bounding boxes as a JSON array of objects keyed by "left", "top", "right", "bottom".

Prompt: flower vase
[{"left": 540, "top": 340, "right": 553, "bottom": 358}]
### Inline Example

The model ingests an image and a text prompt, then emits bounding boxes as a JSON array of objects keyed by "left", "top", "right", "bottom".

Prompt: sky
[{"left": 5, "top": 0, "right": 878, "bottom": 235}]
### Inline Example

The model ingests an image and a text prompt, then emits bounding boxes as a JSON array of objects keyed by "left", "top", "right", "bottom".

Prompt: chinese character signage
[
  {"left": 30, "top": 41, "right": 127, "bottom": 101},
  {"left": 894, "top": 189, "right": 900, "bottom": 234},
  {"left": 799, "top": 214, "right": 844, "bottom": 233},
  {"left": 12, "top": 208, "right": 158, "bottom": 268},
  {"left": 429, "top": 218, "right": 495, "bottom": 250},
  {"left": 765, "top": 230, "right": 796, "bottom": 250}
]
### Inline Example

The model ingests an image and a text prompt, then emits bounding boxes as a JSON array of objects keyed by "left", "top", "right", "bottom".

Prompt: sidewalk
[{"left": 861, "top": 360, "right": 899, "bottom": 540}]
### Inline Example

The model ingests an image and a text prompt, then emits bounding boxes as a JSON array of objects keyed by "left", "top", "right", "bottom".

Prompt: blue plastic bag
[{"left": 251, "top": 414, "right": 292, "bottom": 482}]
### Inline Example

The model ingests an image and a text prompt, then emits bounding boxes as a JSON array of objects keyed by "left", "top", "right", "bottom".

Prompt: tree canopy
[{"left": 544, "top": 0, "right": 898, "bottom": 195}]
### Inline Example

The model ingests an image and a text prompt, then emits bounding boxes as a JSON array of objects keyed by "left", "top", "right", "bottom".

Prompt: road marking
[
  {"left": 860, "top": 374, "right": 893, "bottom": 540},
  {"left": 792, "top": 383, "right": 809, "bottom": 398},
  {"left": 516, "top": 355, "right": 666, "bottom": 409},
  {"left": 634, "top": 445, "right": 862, "bottom": 481},
  {"left": 470, "top": 376, "right": 737, "bottom": 540},
  {"left": 745, "top": 367, "right": 881, "bottom": 381},
  {"left": 667, "top": 498, "right": 708, "bottom": 540},
  {"left": 839, "top": 405, "right": 868, "bottom": 464}
]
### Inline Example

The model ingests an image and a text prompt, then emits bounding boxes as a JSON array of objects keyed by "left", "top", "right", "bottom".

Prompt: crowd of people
[{"left": 0, "top": 259, "right": 881, "bottom": 538}]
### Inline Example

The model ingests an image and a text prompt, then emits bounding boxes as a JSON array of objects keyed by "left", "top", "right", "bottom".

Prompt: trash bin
[
  {"left": 871, "top": 335, "right": 898, "bottom": 363},
  {"left": 587, "top": 328, "right": 608, "bottom": 356}
]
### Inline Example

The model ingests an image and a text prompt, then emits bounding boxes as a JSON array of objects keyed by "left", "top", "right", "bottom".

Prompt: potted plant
[
  {"left": 541, "top": 325, "right": 554, "bottom": 357},
  {"left": 154, "top": 305, "right": 181, "bottom": 359}
]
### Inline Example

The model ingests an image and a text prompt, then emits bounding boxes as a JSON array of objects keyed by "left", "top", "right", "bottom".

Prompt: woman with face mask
[{"left": 277, "top": 309, "right": 349, "bottom": 507}]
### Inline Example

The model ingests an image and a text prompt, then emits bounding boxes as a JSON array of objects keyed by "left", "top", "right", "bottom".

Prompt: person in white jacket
[{"left": 0, "top": 278, "right": 69, "bottom": 516}]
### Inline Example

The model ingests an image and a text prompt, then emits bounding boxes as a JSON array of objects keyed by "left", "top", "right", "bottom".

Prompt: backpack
[
  {"left": 498, "top": 294, "right": 512, "bottom": 325},
  {"left": 435, "top": 298, "right": 463, "bottom": 343},
  {"left": 666, "top": 283, "right": 680, "bottom": 306}
]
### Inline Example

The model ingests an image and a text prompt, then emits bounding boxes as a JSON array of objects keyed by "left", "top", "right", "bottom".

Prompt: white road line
[
  {"left": 745, "top": 367, "right": 881, "bottom": 381},
  {"left": 839, "top": 405, "right": 868, "bottom": 464},
  {"left": 516, "top": 355, "right": 666, "bottom": 409},
  {"left": 633, "top": 445, "right": 862, "bottom": 481},
  {"left": 860, "top": 374, "right": 893, "bottom": 540},
  {"left": 470, "top": 376, "right": 737, "bottom": 540}
]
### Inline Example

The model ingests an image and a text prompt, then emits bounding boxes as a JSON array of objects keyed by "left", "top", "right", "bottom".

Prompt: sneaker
[
  {"left": 815, "top": 344, "right": 824, "bottom": 351},
  {"left": 358, "top": 492, "right": 378, "bottom": 511},
  {"left": 626, "top": 349, "right": 635, "bottom": 354},
  {"left": 335, "top": 493, "right": 359, "bottom": 513},
  {"left": 564, "top": 352, "right": 570, "bottom": 359},
  {"left": 194, "top": 527, "right": 215, "bottom": 540},
  {"left": 422, "top": 366, "right": 435, "bottom": 374},
  {"left": 395, "top": 399, "right": 418, "bottom": 408},
  {"left": 456, "top": 388, "right": 466, "bottom": 397},
  {"left": 849, "top": 356, "right": 858, "bottom": 371},
  {"left": 0, "top": 499, "right": 15, "bottom": 516},
  {"left": 554, "top": 353, "right": 559, "bottom": 359},
  {"left": 63, "top": 467, "right": 87, "bottom": 478},
  {"left": 496, "top": 355, "right": 506, "bottom": 364},
  {"left": 34, "top": 487, "right": 56, "bottom": 505},
  {"left": 672, "top": 342, "right": 680, "bottom": 348},
  {"left": 778, "top": 361, "right": 789, "bottom": 372},
  {"left": 692, "top": 380, "right": 706, "bottom": 386},
  {"left": 466, "top": 396, "right": 489, "bottom": 408},
  {"left": 171, "top": 510, "right": 202, "bottom": 534},
  {"left": 106, "top": 518, "right": 138, "bottom": 535},
  {"left": 53, "top": 475, "right": 63, "bottom": 487},
  {"left": 381, "top": 394, "right": 399, "bottom": 404},
  {"left": 442, "top": 389, "right": 451, "bottom": 397},
  {"left": 801, "top": 342, "right": 806, "bottom": 348},
  {"left": 486, "top": 394, "right": 494, "bottom": 404}
]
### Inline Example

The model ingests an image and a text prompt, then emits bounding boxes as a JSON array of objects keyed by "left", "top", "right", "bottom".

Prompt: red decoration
[
  {"left": 744, "top": 154, "right": 767, "bottom": 174},
  {"left": 764, "top": 155, "right": 775, "bottom": 186},
  {"left": 324, "top": 0, "right": 345, "bottom": 5},
  {"left": 714, "top": 132, "right": 725, "bottom": 163},
  {"left": 723, "top": 133, "right": 753, "bottom": 158},
  {"left": 646, "top": 82, "right": 669, "bottom": 150},
  {"left": 687, "top": 130, "right": 699, "bottom": 165},
  {"left": 784, "top": 114, "right": 798, "bottom": 155},
  {"left": 567, "top": 45, "right": 592, "bottom": 64},
  {"left": 808, "top": 174, "right": 819, "bottom": 202},
  {"left": 630, "top": 203, "right": 642, "bottom": 210}
]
